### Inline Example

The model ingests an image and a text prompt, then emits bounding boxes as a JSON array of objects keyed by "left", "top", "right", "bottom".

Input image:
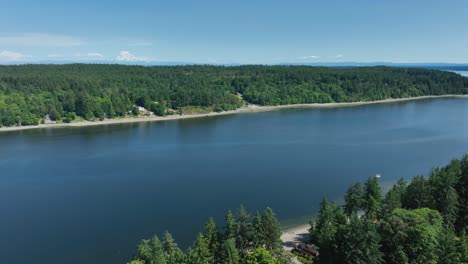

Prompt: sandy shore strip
[
  {"left": 281, "top": 224, "right": 310, "bottom": 252},
  {"left": 281, "top": 224, "right": 311, "bottom": 264},
  {"left": 1, "top": 94, "right": 467, "bottom": 133}
]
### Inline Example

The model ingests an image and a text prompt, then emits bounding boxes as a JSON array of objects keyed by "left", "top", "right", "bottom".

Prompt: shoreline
[
  {"left": 1, "top": 94, "right": 467, "bottom": 133},
  {"left": 281, "top": 223, "right": 311, "bottom": 262}
]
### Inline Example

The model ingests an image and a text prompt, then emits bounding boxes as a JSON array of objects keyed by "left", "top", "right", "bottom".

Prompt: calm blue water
[
  {"left": 1, "top": 97, "right": 468, "bottom": 264},
  {"left": 450, "top": 70, "right": 468, "bottom": 77}
]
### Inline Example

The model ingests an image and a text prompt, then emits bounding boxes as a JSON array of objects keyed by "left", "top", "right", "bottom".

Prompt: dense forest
[
  {"left": 127, "top": 155, "right": 468, "bottom": 264},
  {"left": 0, "top": 64, "right": 467, "bottom": 127},
  {"left": 309, "top": 155, "right": 468, "bottom": 264}
]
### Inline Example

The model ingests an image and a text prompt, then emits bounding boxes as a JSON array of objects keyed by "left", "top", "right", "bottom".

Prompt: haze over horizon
[{"left": 1, "top": 0, "right": 468, "bottom": 64}]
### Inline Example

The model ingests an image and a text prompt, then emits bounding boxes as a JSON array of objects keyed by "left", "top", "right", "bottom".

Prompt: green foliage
[
  {"left": 235, "top": 205, "right": 251, "bottom": 255},
  {"left": 381, "top": 208, "right": 443, "bottom": 264},
  {"left": 188, "top": 233, "right": 212, "bottom": 264},
  {"left": 135, "top": 235, "right": 167, "bottom": 264},
  {"left": 129, "top": 206, "right": 285, "bottom": 264},
  {"left": 310, "top": 197, "right": 346, "bottom": 263},
  {"left": 381, "top": 178, "right": 407, "bottom": 217},
  {"left": 251, "top": 211, "right": 264, "bottom": 248},
  {"left": 261, "top": 207, "right": 282, "bottom": 252},
  {"left": 364, "top": 176, "right": 382, "bottom": 219},
  {"left": 162, "top": 231, "right": 186, "bottom": 264},
  {"left": 203, "top": 217, "right": 220, "bottom": 262},
  {"left": 344, "top": 182, "right": 365, "bottom": 216},
  {"left": 341, "top": 215, "right": 382, "bottom": 264},
  {"left": 224, "top": 210, "right": 237, "bottom": 240},
  {"left": 245, "top": 248, "right": 279, "bottom": 264},
  {"left": 455, "top": 155, "right": 468, "bottom": 232},
  {"left": 402, "top": 175, "right": 430, "bottom": 209},
  {"left": 221, "top": 238, "right": 239, "bottom": 264},
  {"left": 126, "top": 156, "right": 468, "bottom": 264},
  {"left": 437, "top": 226, "right": 463, "bottom": 264},
  {"left": 1, "top": 64, "right": 467, "bottom": 127},
  {"left": 428, "top": 161, "right": 461, "bottom": 229},
  {"left": 150, "top": 103, "right": 166, "bottom": 116},
  {"left": 151, "top": 235, "right": 167, "bottom": 264}
]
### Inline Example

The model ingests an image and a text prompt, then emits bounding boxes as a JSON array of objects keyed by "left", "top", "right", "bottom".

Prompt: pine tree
[
  {"left": 151, "top": 235, "right": 167, "bottom": 264},
  {"left": 342, "top": 215, "right": 383, "bottom": 264},
  {"left": 364, "top": 176, "right": 382, "bottom": 219},
  {"left": 225, "top": 210, "right": 237, "bottom": 240},
  {"left": 188, "top": 233, "right": 212, "bottom": 264},
  {"left": 221, "top": 238, "right": 240, "bottom": 264},
  {"left": 137, "top": 239, "right": 154, "bottom": 263},
  {"left": 428, "top": 165, "right": 460, "bottom": 228},
  {"left": 455, "top": 155, "right": 468, "bottom": 233},
  {"left": 261, "top": 207, "right": 282, "bottom": 252},
  {"left": 203, "top": 217, "right": 220, "bottom": 262},
  {"left": 162, "top": 231, "right": 185, "bottom": 264},
  {"left": 236, "top": 205, "right": 251, "bottom": 253},
  {"left": 379, "top": 215, "right": 409, "bottom": 264},
  {"left": 402, "top": 175, "right": 430, "bottom": 209},
  {"left": 312, "top": 197, "right": 347, "bottom": 264},
  {"left": 252, "top": 211, "right": 264, "bottom": 248},
  {"left": 382, "top": 178, "right": 407, "bottom": 217},
  {"left": 344, "top": 182, "right": 365, "bottom": 216},
  {"left": 437, "top": 227, "right": 462, "bottom": 264}
]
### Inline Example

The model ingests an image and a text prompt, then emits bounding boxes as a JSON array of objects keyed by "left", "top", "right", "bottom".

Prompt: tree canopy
[{"left": 1, "top": 64, "right": 467, "bottom": 127}]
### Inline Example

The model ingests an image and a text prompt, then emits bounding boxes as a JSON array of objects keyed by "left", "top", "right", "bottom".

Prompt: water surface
[{"left": 1, "top": 97, "right": 468, "bottom": 264}]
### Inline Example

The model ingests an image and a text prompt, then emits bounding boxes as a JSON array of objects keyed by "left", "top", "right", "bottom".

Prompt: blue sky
[{"left": 1, "top": 0, "right": 467, "bottom": 64}]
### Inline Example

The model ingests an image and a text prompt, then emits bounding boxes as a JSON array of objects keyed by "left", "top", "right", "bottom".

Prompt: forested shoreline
[
  {"left": 127, "top": 155, "right": 468, "bottom": 264},
  {"left": 0, "top": 64, "right": 467, "bottom": 127},
  {"left": 308, "top": 155, "right": 468, "bottom": 264}
]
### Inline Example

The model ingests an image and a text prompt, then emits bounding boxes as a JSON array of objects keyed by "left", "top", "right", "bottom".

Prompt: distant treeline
[
  {"left": 0, "top": 64, "right": 467, "bottom": 127},
  {"left": 309, "top": 154, "right": 468, "bottom": 264}
]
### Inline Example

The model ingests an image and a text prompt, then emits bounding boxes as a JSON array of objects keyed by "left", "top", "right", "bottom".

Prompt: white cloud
[
  {"left": 0, "top": 33, "right": 84, "bottom": 47},
  {"left": 115, "top": 51, "right": 149, "bottom": 62},
  {"left": 47, "top": 54, "right": 65, "bottom": 58},
  {"left": 330, "top": 54, "right": 343, "bottom": 58},
  {"left": 0, "top": 50, "right": 32, "bottom": 62},
  {"left": 75, "top": 52, "right": 105, "bottom": 59},
  {"left": 298, "top": 55, "right": 320, "bottom": 60},
  {"left": 129, "top": 42, "right": 153, "bottom": 46}
]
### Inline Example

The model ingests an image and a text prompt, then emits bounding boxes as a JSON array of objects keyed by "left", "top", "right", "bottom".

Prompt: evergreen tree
[
  {"left": 341, "top": 215, "right": 383, "bottom": 264},
  {"left": 437, "top": 227, "right": 462, "bottom": 264},
  {"left": 225, "top": 210, "right": 237, "bottom": 240},
  {"left": 235, "top": 205, "right": 251, "bottom": 254},
  {"left": 458, "top": 231, "right": 468, "bottom": 264},
  {"left": 252, "top": 211, "right": 264, "bottom": 248},
  {"left": 311, "top": 197, "right": 347, "bottom": 264},
  {"left": 151, "top": 235, "right": 167, "bottom": 264},
  {"left": 402, "top": 175, "right": 430, "bottom": 209},
  {"left": 364, "top": 176, "right": 382, "bottom": 219},
  {"left": 344, "top": 182, "right": 365, "bottom": 216},
  {"left": 455, "top": 155, "right": 468, "bottom": 233},
  {"left": 379, "top": 214, "right": 409, "bottom": 264},
  {"left": 381, "top": 178, "right": 407, "bottom": 216},
  {"left": 137, "top": 239, "right": 154, "bottom": 263},
  {"left": 203, "top": 217, "right": 220, "bottom": 262},
  {"left": 428, "top": 165, "right": 460, "bottom": 228},
  {"left": 188, "top": 233, "right": 212, "bottom": 264},
  {"left": 261, "top": 207, "right": 282, "bottom": 252},
  {"left": 162, "top": 231, "right": 185, "bottom": 264},
  {"left": 221, "top": 238, "right": 240, "bottom": 264}
]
